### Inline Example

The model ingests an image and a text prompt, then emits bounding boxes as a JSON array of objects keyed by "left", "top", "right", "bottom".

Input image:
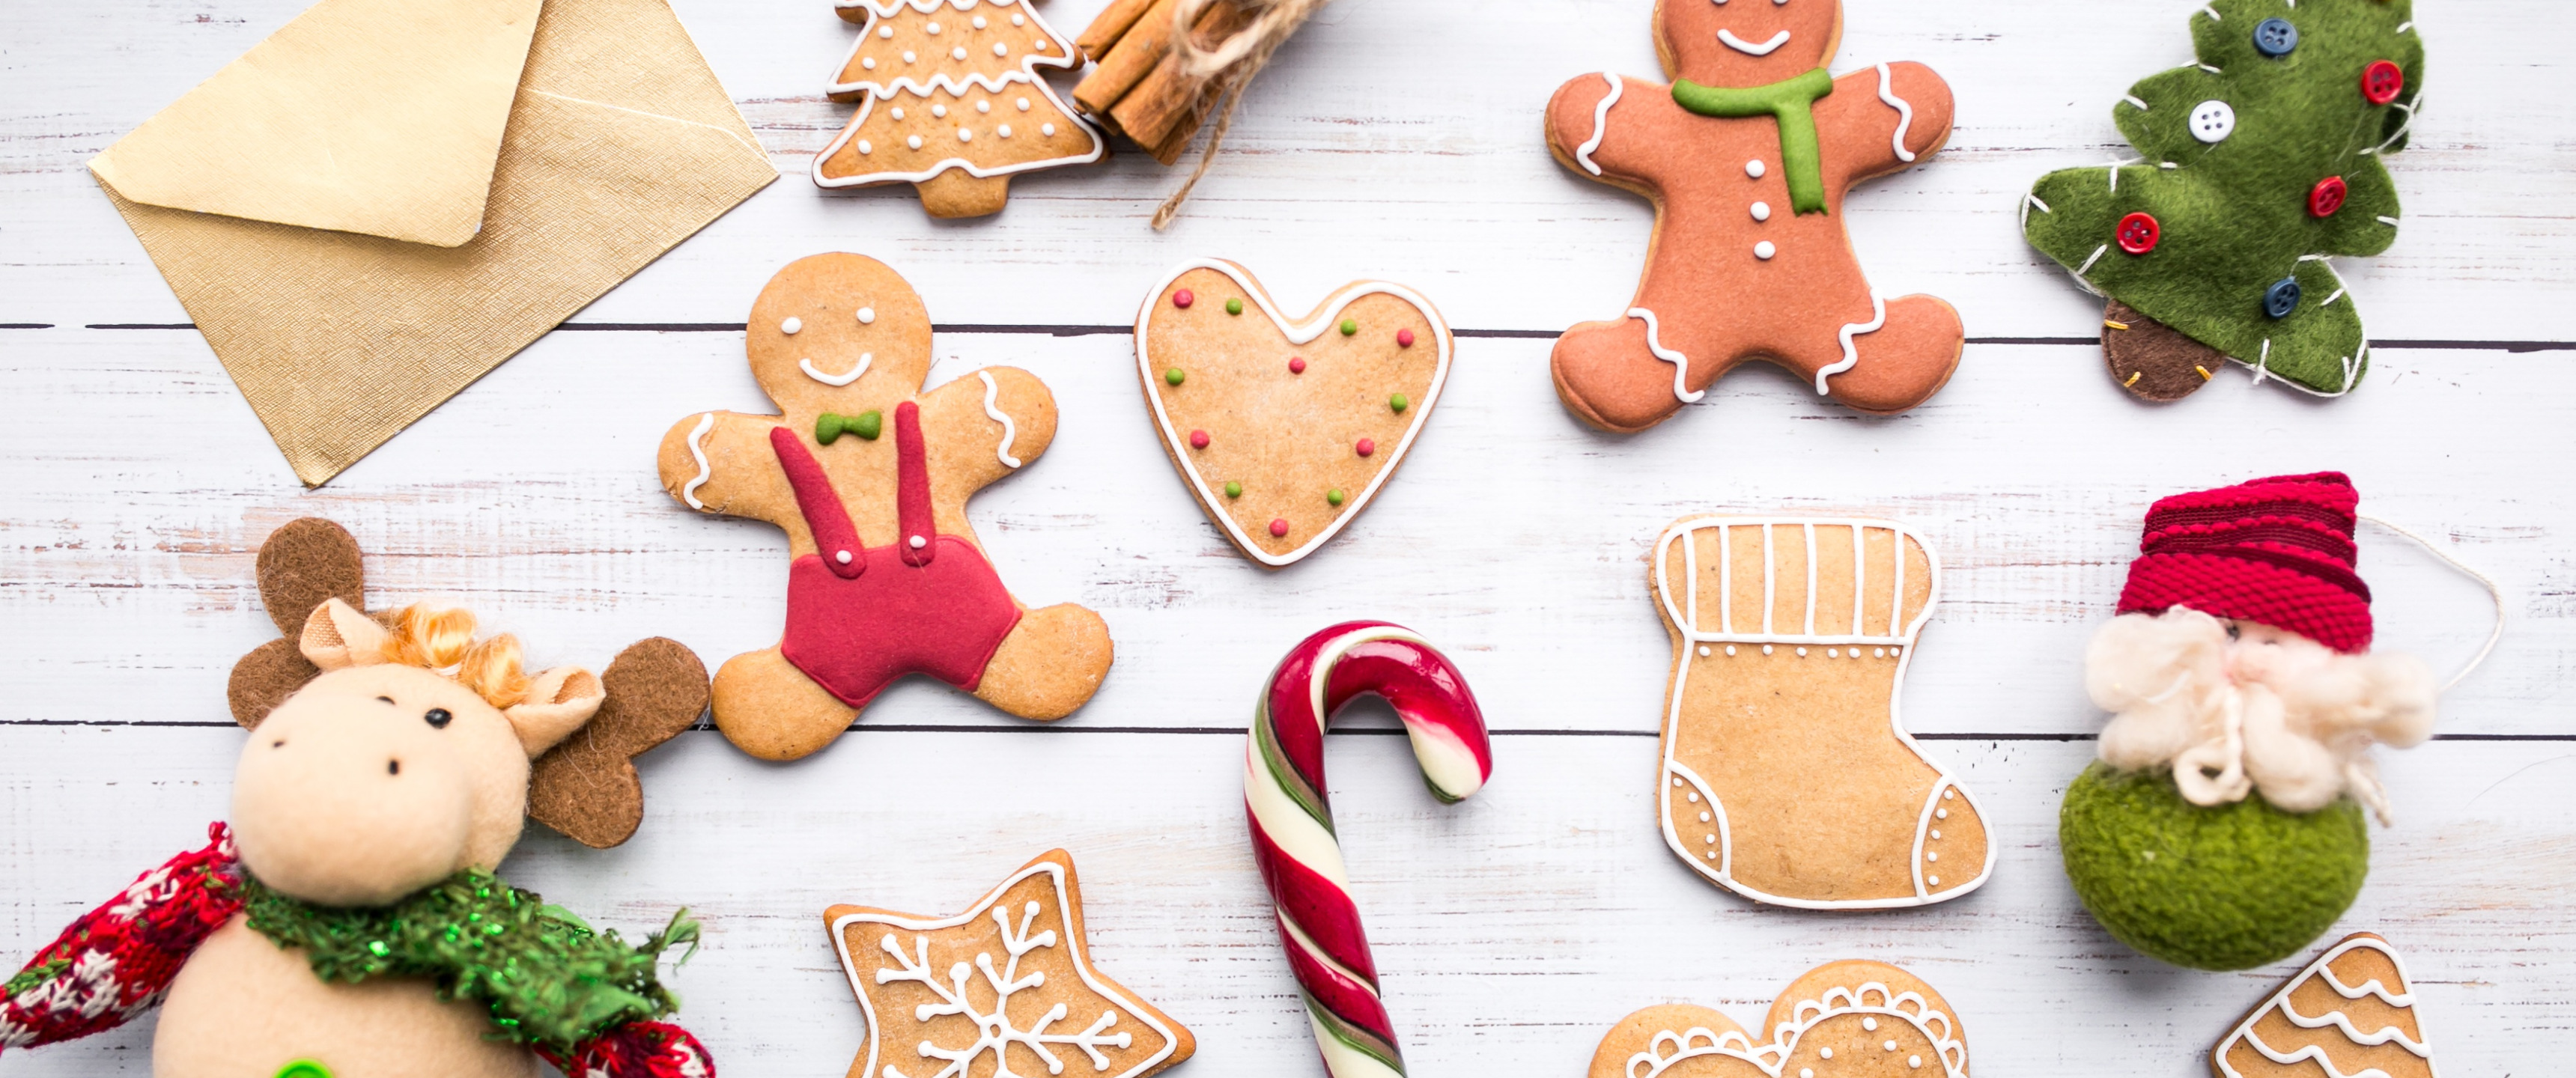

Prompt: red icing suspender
[
  {"left": 893, "top": 402, "right": 935, "bottom": 567},
  {"left": 770, "top": 403, "right": 939, "bottom": 578}
]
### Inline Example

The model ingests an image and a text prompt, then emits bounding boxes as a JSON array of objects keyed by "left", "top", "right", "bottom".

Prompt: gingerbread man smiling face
[
  {"left": 657, "top": 253, "right": 1113, "bottom": 761},
  {"left": 1544, "top": 0, "right": 1964, "bottom": 433}
]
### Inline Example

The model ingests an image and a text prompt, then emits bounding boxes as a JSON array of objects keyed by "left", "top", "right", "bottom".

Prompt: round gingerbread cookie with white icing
[
  {"left": 1543, "top": 0, "right": 1964, "bottom": 433},
  {"left": 654, "top": 252, "right": 1111, "bottom": 761},
  {"left": 1591, "top": 960, "right": 1969, "bottom": 1078}
]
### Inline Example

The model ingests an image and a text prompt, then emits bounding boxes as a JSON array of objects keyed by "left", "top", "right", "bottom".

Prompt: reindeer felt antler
[{"left": 225, "top": 518, "right": 709, "bottom": 848}]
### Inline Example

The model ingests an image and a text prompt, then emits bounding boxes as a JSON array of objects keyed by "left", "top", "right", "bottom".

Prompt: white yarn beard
[{"left": 2086, "top": 608, "right": 2437, "bottom": 825}]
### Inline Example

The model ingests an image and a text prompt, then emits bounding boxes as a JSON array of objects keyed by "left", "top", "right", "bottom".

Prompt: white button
[
  {"left": 1755, "top": 241, "right": 1777, "bottom": 260},
  {"left": 2189, "top": 99, "right": 2236, "bottom": 143},
  {"left": 857, "top": 307, "right": 875, "bottom": 323},
  {"left": 835, "top": 550, "right": 852, "bottom": 564},
  {"left": 1751, "top": 201, "right": 1771, "bottom": 221},
  {"left": 1746, "top": 158, "right": 1767, "bottom": 178},
  {"left": 781, "top": 317, "right": 803, "bottom": 335},
  {"left": 908, "top": 535, "right": 927, "bottom": 549}
]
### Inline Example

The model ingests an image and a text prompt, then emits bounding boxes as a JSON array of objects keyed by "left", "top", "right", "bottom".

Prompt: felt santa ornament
[{"left": 2062, "top": 472, "right": 2437, "bottom": 971}]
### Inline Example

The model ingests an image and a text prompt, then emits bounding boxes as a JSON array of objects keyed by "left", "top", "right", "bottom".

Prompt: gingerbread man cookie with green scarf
[{"left": 1544, "top": 0, "right": 1963, "bottom": 433}]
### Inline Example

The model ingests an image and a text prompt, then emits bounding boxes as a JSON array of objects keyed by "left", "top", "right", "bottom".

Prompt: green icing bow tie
[
  {"left": 1672, "top": 67, "right": 1836, "bottom": 216},
  {"left": 815, "top": 409, "right": 883, "bottom": 444}
]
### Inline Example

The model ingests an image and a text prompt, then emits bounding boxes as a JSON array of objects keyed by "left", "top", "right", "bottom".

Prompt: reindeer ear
[
  {"left": 300, "top": 598, "right": 389, "bottom": 670},
  {"left": 505, "top": 666, "right": 605, "bottom": 758},
  {"left": 529, "top": 638, "right": 710, "bottom": 849}
]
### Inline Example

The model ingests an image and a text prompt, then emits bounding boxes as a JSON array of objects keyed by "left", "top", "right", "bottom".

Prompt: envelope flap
[{"left": 88, "top": 0, "right": 545, "bottom": 248}]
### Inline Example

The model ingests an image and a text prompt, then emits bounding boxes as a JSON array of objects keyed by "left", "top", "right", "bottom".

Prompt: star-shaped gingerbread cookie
[{"left": 826, "top": 850, "right": 1194, "bottom": 1078}]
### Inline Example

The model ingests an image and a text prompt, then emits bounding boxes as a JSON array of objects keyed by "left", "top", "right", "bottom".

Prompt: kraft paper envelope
[{"left": 90, "top": 0, "right": 777, "bottom": 485}]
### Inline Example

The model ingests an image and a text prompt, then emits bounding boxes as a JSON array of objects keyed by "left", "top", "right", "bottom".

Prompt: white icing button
[
  {"left": 997, "top": 124, "right": 1013, "bottom": 138},
  {"left": 1928, "top": 875, "right": 1940, "bottom": 885},
  {"left": 878, "top": 25, "right": 892, "bottom": 37},
  {"left": 1698, "top": 811, "right": 1710, "bottom": 823},
  {"left": 1033, "top": 39, "right": 1047, "bottom": 49},
  {"left": 890, "top": 106, "right": 905, "bottom": 121},
  {"left": 1825, "top": 648, "right": 1838, "bottom": 658},
  {"left": 958, "top": 127, "right": 973, "bottom": 141},
  {"left": 1884, "top": 1041, "right": 1898, "bottom": 1052},
  {"left": 1864, "top": 1018, "right": 1877, "bottom": 1032},
  {"left": 1936, "top": 808, "right": 1948, "bottom": 820},
  {"left": 857, "top": 307, "right": 876, "bottom": 324},
  {"left": 1673, "top": 777, "right": 1683, "bottom": 788},
  {"left": 906, "top": 135, "right": 923, "bottom": 150},
  {"left": 861, "top": 57, "right": 876, "bottom": 70},
  {"left": 1746, "top": 158, "right": 1767, "bottom": 178},
  {"left": 1820, "top": 1048, "right": 1832, "bottom": 1060},
  {"left": 1686, "top": 791, "right": 1700, "bottom": 803},
  {"left": 1944, "top": 789, "right": 1954, "bottom": 800},
  {"left": 1011, "top": 13, "right": 1024, "bottom": 25},
  {"left": 1705, "top": 850, "right": 1717, "bottom": 860},
  {"left": 1927, "top": 852, "right": 1939, "bottom": 862},
  {"left": 932, "top": 103, "right": 947, "bottom": 118},
  {"left": 1890, "top": 648, "right": 1901, "bottom": 657},
  {"left": 856, "top": 139, "right": 872, "bottom": 154},
  {"left": 1910, "top": 1057, "right": 1923, "bottom": 1069},
  {"left": 1724, "top": 645, "right": 1737, "bottom": 657},
  {"left": 951, "top": 46, "right": 968, "bottom": 60},
  {"left": 781, "top": 317, "right": 803, "bottom": 335},
  {"left": 924, "top": 19, "right": 940, "bottom": 33},
  {"left": 976, "top": 100, "right": 991, "bottom": 114},
  {"left": 1041, "top": 122, "right": 1057, "bottom": 136},
  {"left": 993, "top": 42, "right": 1009, "bottom": 55},
  {"left": 1751, "top": 201, "right": 1771, "bottom": 222},
  {"left": 973, "top": 14, "right": 986, "bottom": 27},
  {"left": 1931, "top": 829, "right": 1942, "bottom": 840},
  {"left": 908, "top": 535, "right": 927, "bottom": 549},
  {"left": 1794, "top": 646, "right": 1807, "bottom": 657},
  {"left": 1800, "top": 1071, "right": 1813, "bottom": 1078},
  {"left": 1704, "top": 833, "right": 1716, "bottom": 844},
  {"left": 1016, "top": 97, "right": 1032, "bottom": 111},
  {"left": 2190, "top": 100, "right": 2236, "bottom": 143},
  {"left": 902, "top": 49, "right": 916, "bottom": 63},
  {"left": 1875, "top": 648, "right": 1886, "bottom": 657},
  {"left": 1699, "top": 645, "right": 1711, "bottom": 657},
  {"left": 835, "top": 550, "right": 853, "bottom": 564},
  {"left": 1755, "top": 241, "right": 1778, "bottom": 260},
  {"left": 1762, "top": 645, "right": 1773, "bottom": 655}
]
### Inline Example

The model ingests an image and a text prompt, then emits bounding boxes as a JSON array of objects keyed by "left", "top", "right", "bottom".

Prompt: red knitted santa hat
[{"left": 2116, "top": 472, "right": 2373, "bottom": 653}]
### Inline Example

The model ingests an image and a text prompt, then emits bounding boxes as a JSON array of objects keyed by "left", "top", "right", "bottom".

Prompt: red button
[
  {"left": 2361, "top": 60, "right": 2404, "bottom": 106},
  {"left": 2308, "top": 176, "right": 2348, "bottom": 218},
  {"left": 2116, "top": 212, "right": 2160, "bottom": 255}
]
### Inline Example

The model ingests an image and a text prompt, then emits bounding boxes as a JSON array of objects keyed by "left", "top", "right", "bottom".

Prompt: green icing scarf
[
  {"left": 239, "top": 868, "right": 697, "bottom": 1053},
  {"left": 1672, "top": 68, "right": 1836, "bottom": 216}
]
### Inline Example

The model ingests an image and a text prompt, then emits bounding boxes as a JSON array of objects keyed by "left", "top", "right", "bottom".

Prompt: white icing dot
[
  {"left": 861, "top": 56, "right": 876, "bottom": 70},
  {"left": 997, "top": 124, "right": 1013, "bottom": 138},
  {"left": 1825, "top": 648, "right": 1838, "bottom": 658},
  {"left": 976, "top": 100, "right": 991, "bottom": 114},
  {"left": 835, "top": 550, "right": 853, "bottom": 564},
  {"left": 1936, "top": 808, "right": 1948, "bottom": 820},
  {"left": 958, "top": 127, "right": 973, "bottom": 141},
  {"left": 1890, "top": 648, "right": 1901, "bottom": 657},
  {"left": 1746, "top": 158, "right": 1767, "bottom": 178},
  {"left": 1011, "top": 13, "right": 1025, "bottom": 25},
  {"left": 1820, "top": 1048, "right": 1832, "bottom": 1060},
  {"left": 1686, "top": 791, "right": 1700, "bottom": 803},
  {"left": 1751, "top": 201, "right": 1771, "bottom": 221},
  {"left": 1724, "top": 645, "right": 1737, "bottom": 657},
  {"left": 932, "top": 103, "right": 947, "bottom": 118},
  {"left": 878, "top": 24, "right": 893, "bottom": 37},
  {"left": 973, "top": 14, "right": 986, "bottom": 27},
  {"left": 1928, "top": 851, "right": 1940, "bottom": 862},
  {"left": 993, "top": 42, "right": 1009, "bottom": 55},
  {"left": 1703, "top": 833, "right": 1716, "bottom": 844},
  {"left": 951, "top": 46, "right": 968, "bottom": 60},
  {"left": 1944, "top": 789, "right": 1954, "bottom": 800},
  {"left": 1033, "top": 39, "right": 1048, "bottom": 49},
  {"left": 856, "top": 139, "right": 872, "bottom": 154},
  {"left": 908, "top": 535, "right": 927, "bottom": 549},
  {"left": 1910, "top": 1057, "right": 1923, "bottom": 1069},
  {"left": 1762, "top": 645, "right": 1773, "bottom": 655},
  {"left": 1794, "top": 646, "right": 1807, "bottom": 657},
  {"left": 1698, "top": 645, "right": 1712, "bottom": 657},
  {"left": 1041, "top": 122, "right": 1057, "bottom": 135},
  {"left": 1755, "top": 241, "right": 1778, "bottom": 260},
  {"left": 1884, "top": 1041, "right": 1898, "bottom": 1052},
  {"left": 780, "top": 317, "right": 803, "bottom": 335},
  {"left": 1875, "top": 648, "right": 1886, "bottom": 657},
  {"left": 1705, "top": 850, "right": 1717, "bottom": 859},
  {"left": 907, "top": 135, "right": 923, "bottom": 149},
  {"left": 1698, "top": 811, "right": 1710, "bottom": 823},
  {"left": 857, "top": 307, "right": 876, "bottom": 324},
  {"left": 1930, "top": 829, "right": 1941, "bottom": 840},
  {"left": 1927, "top": 875, "right": 1939, "bottom": 886},
  {"left": 890, "top": 106, "right": 906, "bottom": 121},
  {"left": 902, "top": 49, "right": 916, "bottom": 63},
  {"left": 1672, "top": 777, "right": 1683, "bottom": 788},
  {"left": 924, "top": 20, "right": 940, "bottom": 33},
  {"left": 1864, "top": 1018, "right": 1877, "bottom": 1032},
  {"left": 1016, "top": 97, "right": 1032, "bottom": 112},
  {"left": 1802, "top": 1070, "right": 1814, "bottom": 1078}
]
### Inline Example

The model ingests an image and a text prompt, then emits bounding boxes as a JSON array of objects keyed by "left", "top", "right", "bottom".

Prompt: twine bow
[
  {"left": 1150, "top": 0, "right": 1329, "bottom": 229},
  {"left": 815, "top": 410, "right": 883, "bottom": 445}
]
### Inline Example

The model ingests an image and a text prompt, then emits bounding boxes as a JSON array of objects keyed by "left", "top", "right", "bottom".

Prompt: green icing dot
[
  {"left": 1226, "top": 298, "right": 1244, "bottom": 315},
  {"left": 1339, "top": 318, "right": 1358, "bottom": 336},
  {"left": 1224, "top": 481, "right": 1242, "bottom": 499},
  {"left": 1164, "top": 368, "right": 1185, "bottom": 386},
  {"left": 1326, "top": 488, "right": 1346, "bottom": 506},
  {"left": 275, "top": 1062, "right": 335, "bottom": 1078},
  {"left": 1389, "top": 393, "right": 1409, "bottom": 412}
]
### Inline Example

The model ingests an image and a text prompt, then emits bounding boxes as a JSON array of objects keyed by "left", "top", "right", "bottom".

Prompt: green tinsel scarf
[{"left": 239, "top": 869, "right": 696, "bottom": 1052}]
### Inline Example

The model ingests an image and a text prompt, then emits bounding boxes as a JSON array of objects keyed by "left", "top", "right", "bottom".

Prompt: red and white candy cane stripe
[
  {"left": 1245, "top": 621, "right": 1492, "bottom": 1078},
  {"left": 1, "top": 823, "right": 242, "bottom": 1053}
]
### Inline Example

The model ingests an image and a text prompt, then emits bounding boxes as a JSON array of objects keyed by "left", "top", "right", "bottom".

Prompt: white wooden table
[{"left": 4, "top": 0, "right": 2571, "bottom": 1073}]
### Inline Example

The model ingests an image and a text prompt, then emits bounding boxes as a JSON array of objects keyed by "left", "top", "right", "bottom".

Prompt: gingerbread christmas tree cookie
[
  {"left": 825, "top": 850, "right": 1194, "bottom": 1078},
  {"left": 655, "top": 253, "right": 1113, "bottom": 761},
  {"left": 1592, "top": 960, "right": 1969, "bottom": 1078},
  {"left": 1134, "top": 260, "right": 1453, "bottom": 567},
  {"left": 1650, "top": 516, "right": 1992, "bottom": 907},
  {"left": 2213, "top": 933, "right": 2436, "bottom": 1078},
  {"left": 1543, "top": 0, "right": 1963, "bottom": 432},
  {"left": 815, "top": 0, "right": 1105, "bottom": 217}
]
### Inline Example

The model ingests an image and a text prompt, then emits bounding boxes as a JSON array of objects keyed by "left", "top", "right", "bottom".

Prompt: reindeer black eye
[
  {"left": 424, "top": 708, "right": 452, "bottom": 729},
  {"left": 388, "top": 759, "right": 401, "bottom": 776},
  {"left": 376, "top": 695, "right": 394, "bottom": 704},
  {"left": 2225, "top": 624, "right": 2241, "bottom": 641}
]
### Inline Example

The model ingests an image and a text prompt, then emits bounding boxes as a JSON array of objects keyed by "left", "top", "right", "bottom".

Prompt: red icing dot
[
  {"left": 1269, "top": 518, "right": 1289, "bottom": 538},
  {"left": 2309, "top": 175, "right": 2348, "bottom": 218},
  {"left": 1396, "top": 328, "right": 1415, "bottom": 347},
  {"left": 1173, "top": 288, "right": 1194, "bottom": 308},
  {"left": 1289, "top": 356, "right": 1307, "bottom": 374},
  {"left": 1189, "top": 429, "right": 1210, "bottom": 449},
  {"left": 1355, "top": 438, "right": 1375, "bottom": 457}
]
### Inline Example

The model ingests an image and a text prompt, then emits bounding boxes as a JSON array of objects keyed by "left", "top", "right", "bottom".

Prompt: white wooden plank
[{"left": 1, "top": 727, "right": 2566, "bottom": 1075}]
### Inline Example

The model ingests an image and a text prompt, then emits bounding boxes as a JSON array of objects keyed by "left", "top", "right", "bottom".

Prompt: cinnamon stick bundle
[{"left": 1074, "top": 0, "right": 1254, "bottom": 165}]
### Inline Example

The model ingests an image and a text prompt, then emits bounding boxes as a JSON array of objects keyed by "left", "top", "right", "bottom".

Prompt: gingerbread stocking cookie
[
  {"left": 1544, "top": 0, "right": 1963, "bottom": 433},
  {"left": 1651, "top": 517, "right": 1992, "bottom": 907},
  {"left": 657, "top": 253, "right": 1113, "bottom": 761}
]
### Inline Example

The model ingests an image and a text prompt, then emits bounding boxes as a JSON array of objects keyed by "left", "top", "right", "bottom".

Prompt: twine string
[
  {"left": 2358, "top": 514, "right": 2505, "bottom": 692},
  {"left": 1149, "top": 0, "right": 1327, "bottom": 230}
]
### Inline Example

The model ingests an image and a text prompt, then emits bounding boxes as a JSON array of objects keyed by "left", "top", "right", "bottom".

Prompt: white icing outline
[
  {"left": 1625, "top": 980, "right": 1969, "bottom": 1078},
  {"left": 2214, "top": 936, "right": 2436, "bottom": 1078},
  {"left": 976, "top": 370, "right": 1021, "bottom": 468},
  {"left": 1874, "top": 63, "right": 1916, "bottom": 163},
  {"left": 680, "top": 412, "right": 716, "bottom": 510},
  {"left": 1629, "top": 307, "right": 1704, "bottom": 404},
  {"left": 800, "top": 353, "right": 872, "bottom": 386},
  {"left": 812, "top": 0, "right": 1104, "bottom": 188},
  {"left": 828, "top": 857, "right": 1182, "bottom": 1078},
  {"left": 1134, "top": 259, "right": 1454, "bottom": 568},
  {"left": 1717, "top": 28, "right": 1791, "bottom": 55},
  {"left": 1651, "top": 517, "right": 1996, "bottom": 910},
  {"left": 1576, "top": 72, "right": 1623, "bottom": 176},
  {"left": 1817, "top": 292, "right": 1885, "bottom": 396}
]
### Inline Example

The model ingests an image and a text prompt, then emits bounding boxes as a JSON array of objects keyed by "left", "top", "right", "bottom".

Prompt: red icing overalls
[{"left": 771, "top": 401, "right": 1022, "bottom": 708}]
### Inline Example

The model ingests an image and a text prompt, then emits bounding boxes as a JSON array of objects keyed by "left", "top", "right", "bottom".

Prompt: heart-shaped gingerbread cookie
[
  {"left": 1591, "top": 960, "right": 1969, "bottom": 1078},
  {"left": 1134, "top": 260, "right": 1453, "bottom": 567}
]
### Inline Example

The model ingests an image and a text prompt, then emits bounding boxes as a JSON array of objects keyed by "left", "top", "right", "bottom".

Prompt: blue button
[
  {"left": 2263, "top": 276, "right": 2303, "bottom": 319},
  {"left": 2253, "top": 17, "right": 2298, "bottom": 57}
]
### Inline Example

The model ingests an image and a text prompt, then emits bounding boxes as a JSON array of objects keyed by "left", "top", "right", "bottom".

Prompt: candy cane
[{"left": 1245, "top": 621, "right": 1493, "bottom": 1078}]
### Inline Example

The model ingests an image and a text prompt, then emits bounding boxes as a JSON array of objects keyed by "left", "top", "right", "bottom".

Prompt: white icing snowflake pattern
[{"left": 871, "top": 900, "right": 1131, "bottom": 1078}]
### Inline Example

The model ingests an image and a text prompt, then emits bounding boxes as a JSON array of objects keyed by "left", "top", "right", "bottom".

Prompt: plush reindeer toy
[{"left": 0, "top": 519, "right": 714, "bottom": 1078}]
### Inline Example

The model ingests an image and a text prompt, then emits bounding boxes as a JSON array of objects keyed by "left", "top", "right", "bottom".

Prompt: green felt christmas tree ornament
[
  {"left": 2023, "top": 0, "right": 2422, "bottom": 402},
  {"left": 2065, "top": 473, "right": 2439, "bottom": 971}
]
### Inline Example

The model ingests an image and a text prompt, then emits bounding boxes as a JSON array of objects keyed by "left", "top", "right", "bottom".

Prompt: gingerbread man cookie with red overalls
[
  {"left": 1544, "top": 0, "right": 1964, "bottom": 433},
  {"left": 657, "top": 253, "right": 1112, "bottom": 761}
]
